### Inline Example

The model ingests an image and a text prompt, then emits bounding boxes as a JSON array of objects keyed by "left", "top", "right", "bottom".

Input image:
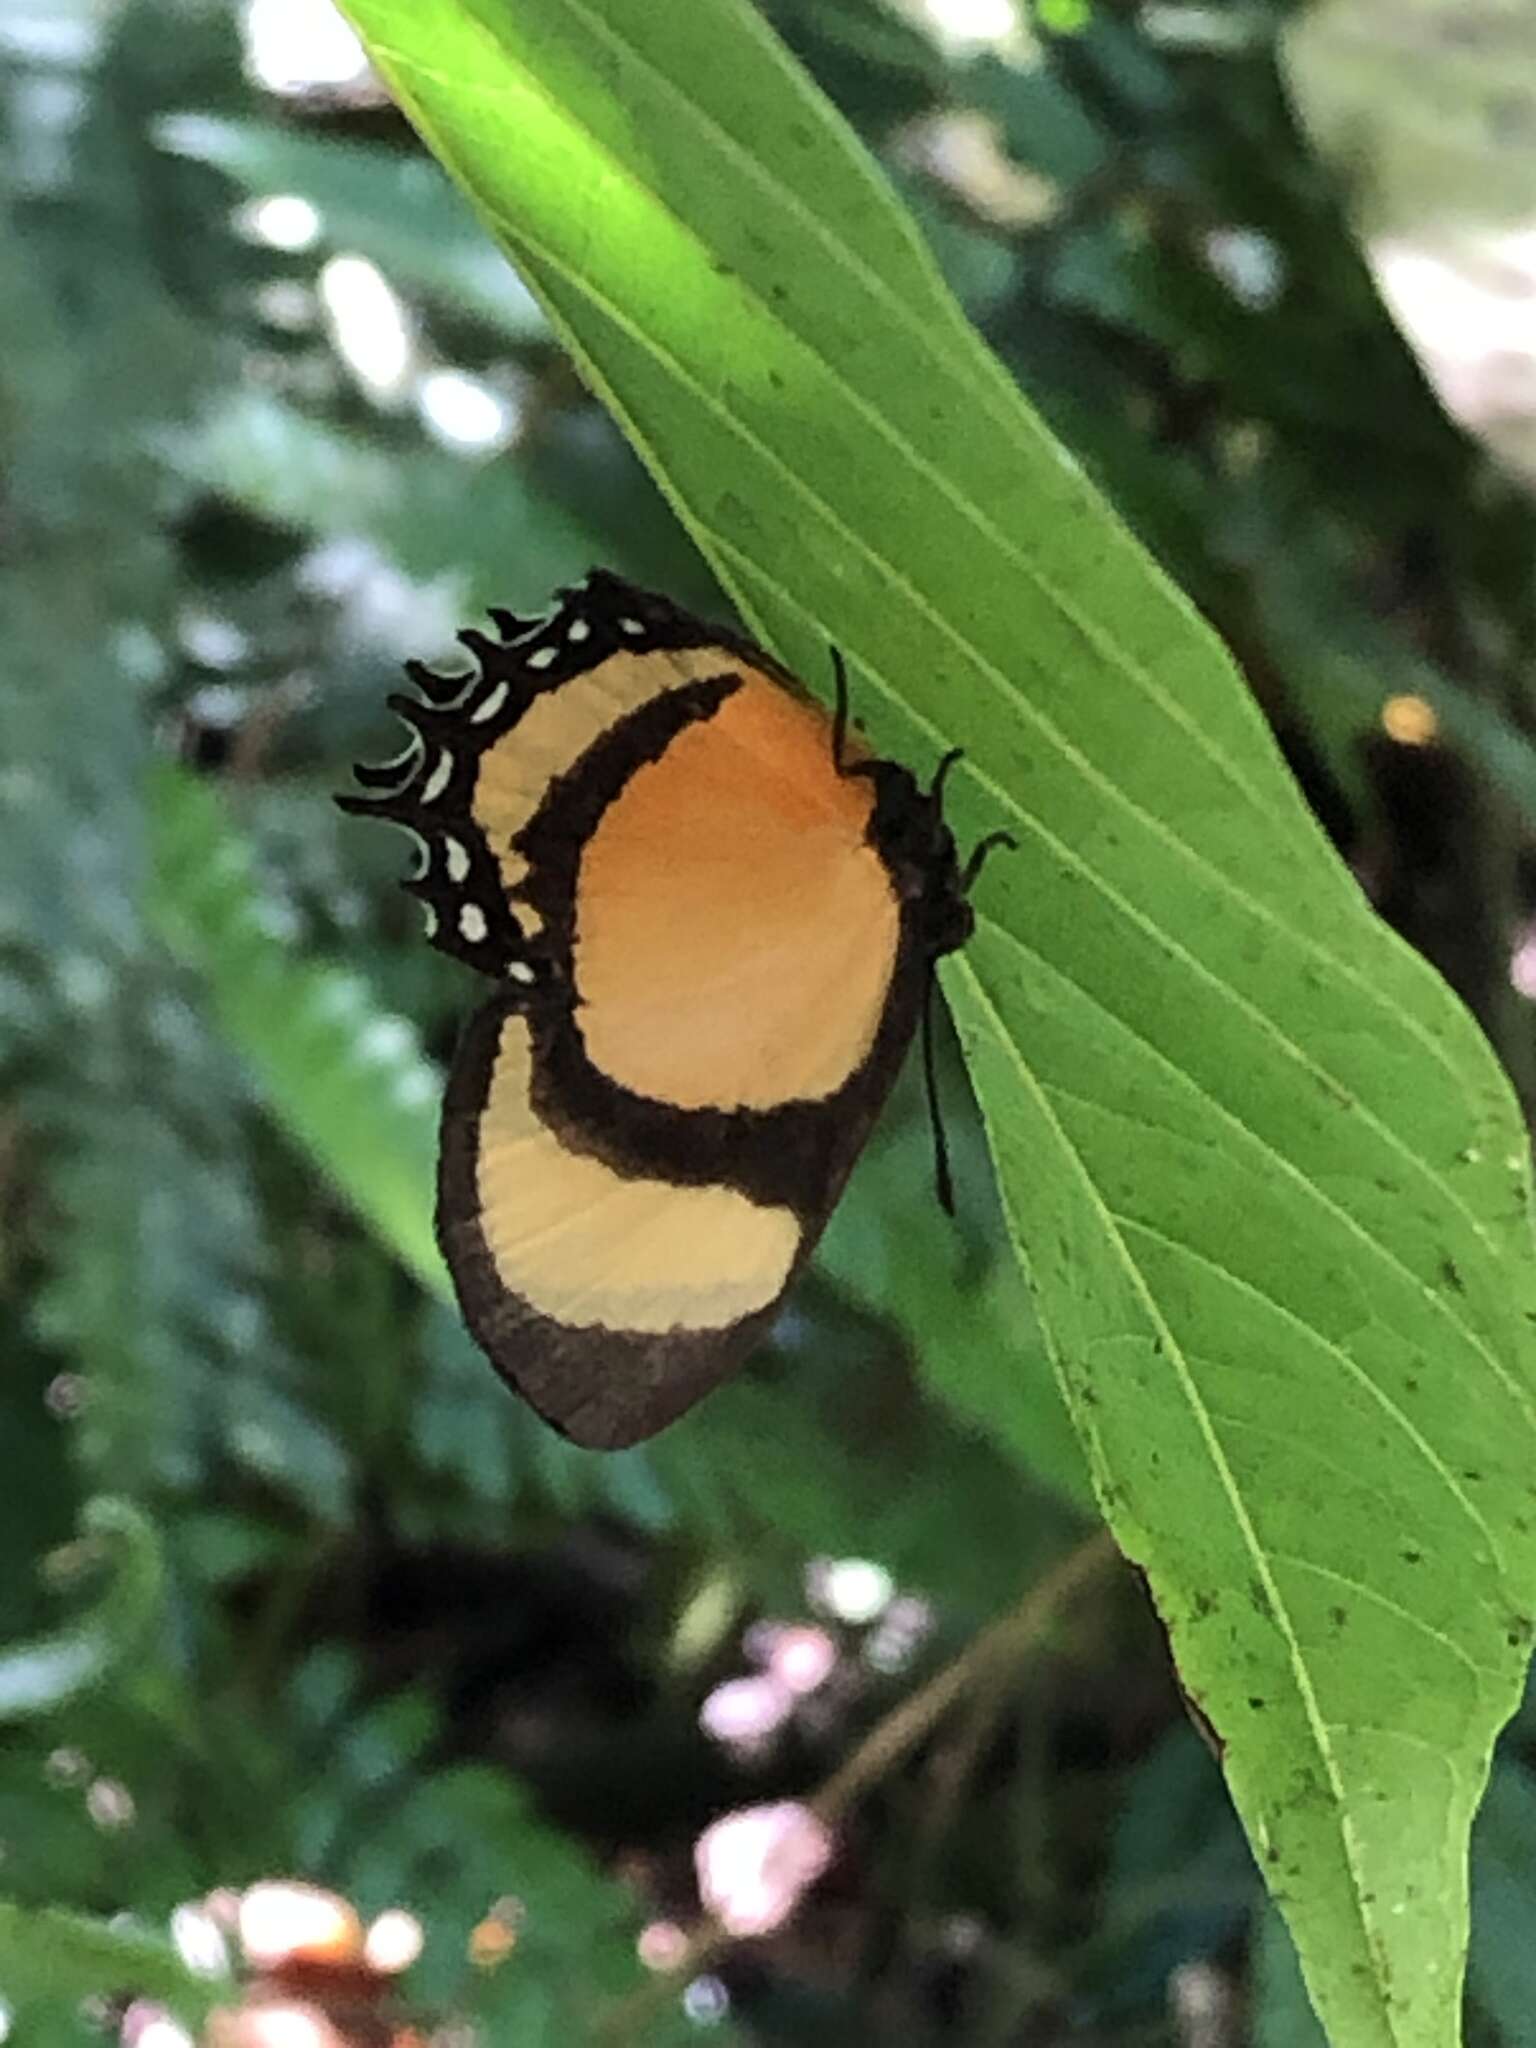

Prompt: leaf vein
[
  {"left": 955, "top": 958, "right": 1386, "bottom": 2010},
  {"left": 1099, "top": 1208, "right": 1507, "bottom": 1566},
  {"left": 1269, "top": 1553, "right": 1499, "bottom": 1685},
  {"left": 947, "top": 928, "right": 1536, "bottom": 1446}
]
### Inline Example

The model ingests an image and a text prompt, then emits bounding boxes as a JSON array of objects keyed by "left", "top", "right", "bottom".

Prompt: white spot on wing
[
  {"left": 421, "top": 750, "right": 453, "bottom": 803},
  {"left": 471, "top": 679, "right": 509, "bottom": 723},
  {"left": 619, "top": 617, "right": 644, "bottom": 636},
  {"left": 508, "top": 961, "right": 535, "bottom": 984},
  {"left": 526, "top": 645, "right": 557, "bottom": 671},
  {"left": 459, "top": 903, "right": 488, "bottom": 943},
  {"left": 444, "top": 836, "right": 470, "bottom": 883},
  {"left": 423, "top": 904, "right": 438, "bottom": 938},
  {"left": 567, "top": 616, "right": 591, "bottom": 643}
]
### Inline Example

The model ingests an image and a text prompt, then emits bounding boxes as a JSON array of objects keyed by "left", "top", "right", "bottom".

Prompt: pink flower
[{"left": 694, "top": 1801, "right": 834, "bottom": 1937}]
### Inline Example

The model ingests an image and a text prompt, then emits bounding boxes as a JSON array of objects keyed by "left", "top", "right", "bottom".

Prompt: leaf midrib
[
  {"left": 1091, "top": 1202, "right": 1509, "bottom": 1573},
  {"left": 972, "top": 910, "right": 1531, "bottom": 1445},
  {"left": 1025, "top": 1065, "right": 1524, "bottom": 1545},
  {"left": 959, "top": 958, "right": 1396, "bottom": 2048}
]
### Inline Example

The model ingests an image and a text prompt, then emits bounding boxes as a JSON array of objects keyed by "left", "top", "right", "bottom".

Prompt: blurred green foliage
[{"left": 3, "top": 0, "right": 1536, "bottom": 2043}]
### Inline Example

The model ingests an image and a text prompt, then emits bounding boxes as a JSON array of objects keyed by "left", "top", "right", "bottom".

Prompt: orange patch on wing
[
  {"left": 477, "top": 1015, "right": 801, "bottom": 1333},
  {"left": 472, "top": 645, "right": 740, "bottom": 903},
  {"left": 573, "top": 675, "right": 899, "bottom": 1111}
]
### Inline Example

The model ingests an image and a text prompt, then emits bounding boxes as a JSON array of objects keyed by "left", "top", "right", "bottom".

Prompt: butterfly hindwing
[
  {"left": 437, "top": 960, "right": 930, "bottom": 1447},
  {"left": 438, "top": 997, "right": 802, "bottom": 1446}
]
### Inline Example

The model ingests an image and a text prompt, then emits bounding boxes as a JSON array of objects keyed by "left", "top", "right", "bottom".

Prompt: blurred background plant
[{"left": 2, "top": 0, "right": 1535, "bottom": 2040}]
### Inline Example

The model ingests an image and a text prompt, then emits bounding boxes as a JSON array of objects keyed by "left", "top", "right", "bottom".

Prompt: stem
[
  {"left": 595, "top": 1525, "right": 1119, "bottom": 2041},
  {"left": 811, "top": 1527, "right": 1117, "bottom": 1826}
]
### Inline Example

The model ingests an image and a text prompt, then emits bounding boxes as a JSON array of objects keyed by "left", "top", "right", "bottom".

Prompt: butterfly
[{"left": 339, "top": 572, "right": 1005, "bottom": 1447}]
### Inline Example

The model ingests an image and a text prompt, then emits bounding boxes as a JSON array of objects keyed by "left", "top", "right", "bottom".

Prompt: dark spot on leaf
[
  {"left": 1401, "top": 1549, "right": 1423, "bottom": 1564},
  {"left": 1192, "top": 1590, "right": 1218, "bottom": 1619},
  {"left": 1330, "top": 1606, "right": 1348, "bottom": 1628},
  {"left": 1248, "top": 1696, "right": 1266, "bottom": 1711},
  {"left": 1248, "top": 1578, "right": 1271, "bottom": 1617},
  {"left": 1440, "top": 1257, "right": 1465, "bottom": 1292},
  {"left": 1404, "top": 1376, "right": 1420, "bottom": 1394}
]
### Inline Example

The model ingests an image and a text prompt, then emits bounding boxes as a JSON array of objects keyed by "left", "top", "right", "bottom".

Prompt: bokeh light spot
[
  {"left": 1381, "top": 694, "right": 1439, "bottom": 746},
  {"left": 694, "top": 1801, "right": 834, "bottom": 1937}
]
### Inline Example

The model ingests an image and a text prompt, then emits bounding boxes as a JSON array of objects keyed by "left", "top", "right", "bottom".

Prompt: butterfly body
[{"left": 342, "top": 572, "right": 975, "bottom": 1448}]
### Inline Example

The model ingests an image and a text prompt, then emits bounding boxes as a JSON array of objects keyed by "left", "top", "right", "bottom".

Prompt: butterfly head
[{"left": 856, "top": 757, "right": 974, "bottom": 961}]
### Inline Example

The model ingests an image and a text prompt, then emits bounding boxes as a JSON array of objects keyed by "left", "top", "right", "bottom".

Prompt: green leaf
[
  {"left": 330, "top": 6, "right": 1536, "bottom": 2046},
  {"left": 0, "top": 1500, "right": 163, "bottom": 1722},
  {"left": 346, "top": 1763, "right": 708, "bottom": 2041},
  {"left": 149, "top": 762, "right": 446, "bottom": 1296},
  {"left": 0, "top": 1899, "right": 215, "bottom": 2030}
]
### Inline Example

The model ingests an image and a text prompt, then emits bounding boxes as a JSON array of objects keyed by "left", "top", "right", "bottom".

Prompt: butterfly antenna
[
  {"left": 922, "top": 971, "right": 957, "bottom": 1218},
  {"left": 962, "top": 829, "right": 1018, "bottom": 894},
  {"left": 931, "top": 747, "right": 965, "bottom": 803}
]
